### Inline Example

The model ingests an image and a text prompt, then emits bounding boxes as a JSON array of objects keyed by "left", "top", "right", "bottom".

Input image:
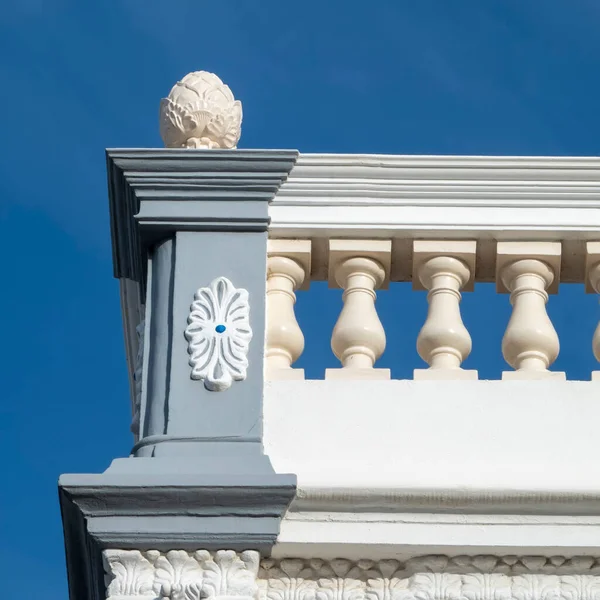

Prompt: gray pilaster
[
  {"left": 137, "top": 230, "right": 269, "bottom": 459},
  {"left": 59, "top": 149, "right": 299, "bottom": 600}
]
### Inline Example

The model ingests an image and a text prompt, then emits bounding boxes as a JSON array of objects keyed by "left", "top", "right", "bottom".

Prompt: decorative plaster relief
[
  {"left": 104, "top": 553, "right": 600, "bottom": 600},
  {"left": 131, "top": 318, "right": 145, "bottom": 436},
  {"left": 104, "top": 550, "right": 259, "bottom": 600},
  {"left": 159, "top": 71, "right": 242, "bottom": 149},
  {"left": 184, "top": 277, "right": 253, "bottom": 392},
  {"left": 104, "top": 550, "right": 155, "bottom": 599}
]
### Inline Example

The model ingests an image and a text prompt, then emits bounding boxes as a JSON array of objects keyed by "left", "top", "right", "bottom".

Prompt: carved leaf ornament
[
  {"left": 105, "top": 552, "right": 600, "bottom": 600},
  {"left": 185, "top": 277, "right": 252, "bottom": 392}
]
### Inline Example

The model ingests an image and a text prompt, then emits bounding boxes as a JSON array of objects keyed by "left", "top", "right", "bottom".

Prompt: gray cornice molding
[
  {"left": 107, "top": 148, "right": 298, "bottom": 284},
  {"left": 59, "top": 475, "right": 296, "bottom": 549},
  {"left": 59, "top": 460, "right": 296, "bottom": 600}
]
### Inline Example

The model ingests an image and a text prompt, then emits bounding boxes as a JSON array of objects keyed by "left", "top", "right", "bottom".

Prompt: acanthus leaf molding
[
  {"left": 104, "top": 552, "right": 600, "bottom": 600},
  {"left": 153, "top": 550, "right": 204, "bottom": 600},
  {"left": 315, "top": 559, "right": 365, "bottom": 600},
  {"left": 103, "top": 550, "right": 155, "bottom": 600},
  {"left": 365, "top": 560, "right": 412, "bottom": 600},
  {"left": 198, "top": 550, "right": 260, "bottom": 599},
  {"left": 261, "top": 558, "right": 318, "bottom": 600}
]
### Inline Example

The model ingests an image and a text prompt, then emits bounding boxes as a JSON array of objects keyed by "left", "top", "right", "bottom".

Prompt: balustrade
[
  {"left": 264, "top": 237, "right": 600, "bottom": 381},
  {"left": 260, "top": 154, "right": 600, "bottom": 383}
]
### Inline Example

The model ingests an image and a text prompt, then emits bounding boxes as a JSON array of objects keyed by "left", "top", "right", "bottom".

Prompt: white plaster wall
[
  {"left": 264, "top": 380, "right": 600, "bottom": 558},
  {"left": 264, "top": 380, "right": 600, "bottom": 493}
]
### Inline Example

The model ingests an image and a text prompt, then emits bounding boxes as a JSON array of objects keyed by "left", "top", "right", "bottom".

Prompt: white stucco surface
[{"left": 264, "top": 380, "right": 600, "bottom": 558}]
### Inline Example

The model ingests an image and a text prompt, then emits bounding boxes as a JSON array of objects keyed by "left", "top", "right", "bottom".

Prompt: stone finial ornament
[{"left": 159, "top": 71, "right": 242, "bottom": 149}]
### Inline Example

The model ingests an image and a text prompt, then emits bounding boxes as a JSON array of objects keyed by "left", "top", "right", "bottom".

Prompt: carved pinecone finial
[{"left": 159, "top": 71, "right": 243, "bottom": 149}]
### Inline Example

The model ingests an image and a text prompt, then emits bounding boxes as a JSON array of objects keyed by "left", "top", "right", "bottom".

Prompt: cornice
[
  {"left": 270, "top": 153, "right": 600, "bottom": 240},
  {"left": 281, "top": 154, "right": 600, "bottom": 186},
  {"left": 285, "top": 152, "right": 600, "bottom": 169},
  {"left": 290, "top": 486, "right": 600, "bottom": 515},
  {"left": 107, "top": 148, "right": 298, "bottom": 284},
  {"left": 59, "top": 460, "right": 296, "bottom": 600}
]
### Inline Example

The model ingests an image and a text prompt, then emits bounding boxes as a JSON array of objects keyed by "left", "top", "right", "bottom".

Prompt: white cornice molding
[
  {"left": 270, "top": 153, "right": 600, "bottom": 239},
  {"left": 104, "top": 550, "right": 600, "bottom": 600}
]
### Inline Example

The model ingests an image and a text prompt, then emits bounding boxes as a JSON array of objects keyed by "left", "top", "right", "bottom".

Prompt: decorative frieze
[
  {"left": 260, "top": 556, "right": 600, "bottom": 600},
  {"left": 104, "top": 550, "right": 259, "bottom": 600},
  {"left": 104, "top": 552, "right": 600, "bottom": 600}
]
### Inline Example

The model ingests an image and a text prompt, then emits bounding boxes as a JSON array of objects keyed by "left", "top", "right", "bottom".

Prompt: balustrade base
[
  {"left": 264, "top": 379, "right": 600, "bottom": 561},
  {"left": 502, "top": 370, "right": 566, "bottom": 380},
  {"left": 413, "top": 368, "right": 478, "bottom": 380},
  {"left": 325, "top": 368, "right": 391, "bottom": 380},
  {"left": 266, "top": 368, "right": 305, "bottom": 381}
]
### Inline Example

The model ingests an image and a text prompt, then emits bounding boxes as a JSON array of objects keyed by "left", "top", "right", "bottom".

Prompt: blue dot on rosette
[{"left": 215, "top": 324, "right": 226, "bottom": 333}]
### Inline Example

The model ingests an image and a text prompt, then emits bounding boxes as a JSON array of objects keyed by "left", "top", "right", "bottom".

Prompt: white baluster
[
  {"left": 265, "top": 240, "right": 311, "bottom": 380},
  {"left": 326, "top": 240, "right": 391, "bottom": 380},
  {"left": 585, "top": 242, "right": 600, "bottom": 381},
  {"left": 413, "top": 241, "right": 477, "bottom": 380},
  {"left": 497, "top": 242, "right": 564, "bottom": 380}
]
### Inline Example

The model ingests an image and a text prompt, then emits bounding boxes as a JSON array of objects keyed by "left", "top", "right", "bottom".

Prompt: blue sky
[{"left": 2, "top": 1, "right": 600, "bottom": 597}]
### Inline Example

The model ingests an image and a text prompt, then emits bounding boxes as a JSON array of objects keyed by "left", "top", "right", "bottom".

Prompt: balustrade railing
[
  {"left": 265, "top": 237, "right": 600, "bottom": 381},
  {"left": 264, "top": 154, "right": 600, "bottom": 382}
]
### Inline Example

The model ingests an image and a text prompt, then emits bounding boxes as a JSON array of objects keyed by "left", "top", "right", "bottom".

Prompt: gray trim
[
  {"left": 61, "top": 148, "right": 299, "bottom": 600},
  {"left": 119, "top": 278, "right": 144, "bottom": 431},
  {"left": 107, "top": 149, "right": 299, "bottom": 289},
  {"left": 141, "top": 237, "right": 173, "bottom": 448},
  {"left": 60, "top": 458, "right": 296, "bottom": 600}
]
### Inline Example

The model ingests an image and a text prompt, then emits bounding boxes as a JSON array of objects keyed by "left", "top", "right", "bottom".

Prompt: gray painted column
[
  {"left": 59, "top": 149, "right": 299, "bottom": 600},
  {"left": 138, "top": 231, "right": 268, "bottom": 460}
]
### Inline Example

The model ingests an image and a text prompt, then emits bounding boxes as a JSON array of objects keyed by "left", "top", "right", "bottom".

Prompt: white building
[{"left": 60, "top": 71, "right": 600, "bottom": 600}]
